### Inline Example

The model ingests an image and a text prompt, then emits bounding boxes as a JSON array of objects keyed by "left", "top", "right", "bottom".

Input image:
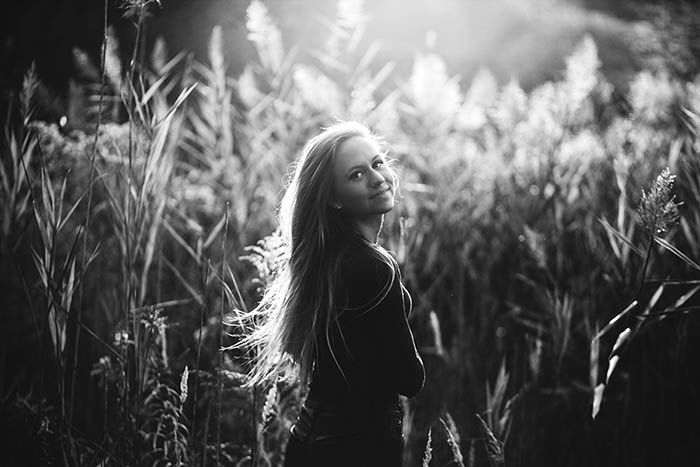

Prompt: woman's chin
[{"left": 378, "top": 200, "right": 395, "bottom": 214}]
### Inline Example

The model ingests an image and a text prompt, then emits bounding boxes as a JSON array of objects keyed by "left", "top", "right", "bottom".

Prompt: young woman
[{"left": 238, "top": 121, "right": 425, "bottom": 466}]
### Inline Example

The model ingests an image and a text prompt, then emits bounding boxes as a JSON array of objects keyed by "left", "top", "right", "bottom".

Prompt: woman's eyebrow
[
  {"left": 345, "top": 164, "right": 364, "bottom": 175},
  {"left": 345, "top": 155, "right": 383, "bottom": 175}
]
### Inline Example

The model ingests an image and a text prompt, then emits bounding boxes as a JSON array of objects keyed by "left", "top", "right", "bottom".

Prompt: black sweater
[{"left": 307, "top": 243, "right": 425, "bottom": 403}]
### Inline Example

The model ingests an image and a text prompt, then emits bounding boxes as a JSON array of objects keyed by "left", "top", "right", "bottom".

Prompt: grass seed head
[{"left": 636, "top": 167, "right": 681, "bottom": 237}]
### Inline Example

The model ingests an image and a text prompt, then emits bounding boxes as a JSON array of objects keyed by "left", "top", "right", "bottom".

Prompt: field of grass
[{"left": 2, "top": 1, "right": 700, "bottom": 466}]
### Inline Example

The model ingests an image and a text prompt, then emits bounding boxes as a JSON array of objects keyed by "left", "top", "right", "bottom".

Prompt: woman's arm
[{"left": 340, "top": 250, "right": 425, "bottom": 397}]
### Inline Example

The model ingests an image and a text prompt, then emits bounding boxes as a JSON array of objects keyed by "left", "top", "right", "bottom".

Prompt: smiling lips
[{"left": 370, "top": 186, "right": 392, "bottom": 199}]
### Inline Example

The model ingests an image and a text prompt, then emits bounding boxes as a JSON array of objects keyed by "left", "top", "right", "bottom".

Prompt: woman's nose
[{"left": 368, "top": 169, "right": 385, "bottom": 186}]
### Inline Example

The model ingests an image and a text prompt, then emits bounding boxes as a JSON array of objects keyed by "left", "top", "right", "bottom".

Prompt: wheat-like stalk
[
  {"left": 422, "top": 427, "right": 432, "bottom": 467},
  {"left": 476, "top": 413, "right": 505, "bottom": 467},
  {"left": 439, "top": 414, "right": 464, "bottom": 467}
]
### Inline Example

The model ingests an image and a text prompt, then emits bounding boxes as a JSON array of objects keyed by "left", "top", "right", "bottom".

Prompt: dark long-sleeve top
[{"left": 307, "top": 243, "right": 425, "bottom": 403}]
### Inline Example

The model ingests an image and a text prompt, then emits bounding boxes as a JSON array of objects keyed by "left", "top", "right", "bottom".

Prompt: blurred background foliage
[
  {"left": 3, "top": 0, "right": 700, "bottom": 121},
  {"left": 2, "top": 0, "right": 700, "bottom": 466}
]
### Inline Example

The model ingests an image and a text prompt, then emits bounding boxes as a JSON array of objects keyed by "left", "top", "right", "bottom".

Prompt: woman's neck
[{"left": 353, "top": 214, "right": 384, "bottom": 244}]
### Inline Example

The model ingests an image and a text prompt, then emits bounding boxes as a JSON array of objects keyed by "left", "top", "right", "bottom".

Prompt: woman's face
[{"left": 330, "top": 136, "right": 395, "bottom": 219}]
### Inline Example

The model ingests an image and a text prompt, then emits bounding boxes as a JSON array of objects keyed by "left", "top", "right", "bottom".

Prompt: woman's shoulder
[
  {"left": 338, "top": 242, "right": 394, "bottom": 279},
  {"left": 335, "top": 242, "right": 400, "bottom": 307},
  {"left": 335, "top": 242, "right": 407, "bottom": 318}
]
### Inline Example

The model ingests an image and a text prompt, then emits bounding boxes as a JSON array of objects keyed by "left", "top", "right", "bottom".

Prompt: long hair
[{"left": 235, "top": 121, "right": 399, "bottom": 388}]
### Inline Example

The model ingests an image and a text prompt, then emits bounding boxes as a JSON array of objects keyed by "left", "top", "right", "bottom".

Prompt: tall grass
[{"left": 2, "top": 0, "right": 700, "bottom": 465}]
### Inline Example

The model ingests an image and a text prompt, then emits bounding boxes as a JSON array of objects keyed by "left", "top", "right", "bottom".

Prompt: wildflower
[
  {"left": 293, "top": 65, "right": 343, "bottom": 116},
  {"left": 246, "top": 0, "right": 283, "bottom": 71},
  {"left": 555, "top": 130, "right": 605, "bottom": 203},
  {"left": 440, "top": 414, "right": 464, "bottom": 467},
  {"left": 640, "top": 171, "right": 681, "bottom": 233},
  {"left": 491, "top": 79, "right": 527, "bottom": 132},
  {"left": 240, "top": 228, "right": 289, "bottom": 290},
  {"left": 476, "top": 413, "right": 505, "bottom": 466},
  {"left": 557, "top": 129, "right": 605, "bottom": 168},
  {"left": 348, "top": 74, "right": 377, "bottom": 121},
  {"left": 428, "top": 311, "right": 444, "bottom": 357},
  {"left": 337, "top": 0, "right": 367, "bottom": 30},
  {"left": 564, "top": 35, "right": 600, "bottom": 114},
  {"left": 237, "top": 66, "right": 261, "bottom": 108},
  {"left": 529, "top": 336, "right": 543, "bottom": 381},
  {"left": 465, "top": 68, "right": 499, "bottom": 109},
  {"left": 523, "top": 225, "right": 546, "bottom": 270},
  {"left": 457, "top": 67, "right": 498, "bottom": 131},
  {"left": 629, "top": 71, "right": 676, "bottom": 123},
  {"left": 38, "top": 416, "right": 52, "bottom": 435},
  {"left": 261, "top": 383, "right": 277, "bottom": 428},
  {"left": 105, "top": 26, "right": 122, "bottom": 92},
  {"left": 179, "top": 366, "right": 189, "bottom": 404},
  {"left": 113, "top": 329, "right": 130, "bottom": 347},
  {"left": 150, "top": 36, "right": 167, "bottom": 74},
  {"left": 91, "top": 356, "right": 113, "bottom": 387},
  {"left": 21, "top": 62, "right": 38, "bottom": 122},
  {"left": 636, "top": 167, "right": 681, "bottom": 237},
  {"left": 687, "top": 75, "right": 700, "bottom": 117},
  {"left": 208, "top": 25, "right": 224, "bottom": 78},
  {"left": 92, "top": 356, "right": 112, "bottom": 374},
  {"left": 409, "top": 52, "right": 461, "bottom": 121},
  {"left": 513, "top": 82, "right": 563, "bottom": 172},
  {"left": 422, "top": 428, "right": 432, "bottom": 467}
]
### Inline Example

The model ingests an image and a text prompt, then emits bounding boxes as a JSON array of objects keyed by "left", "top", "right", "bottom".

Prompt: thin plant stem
[
  {"left": 635, "top": 236, "right": 655, "bottom": 305},
  {"left": 637, "top": 305, "right": 700, "bottom": 318},
  {"left": 216, "top": 204, "right": 229, "bottom": 466},
  {"left": 203, "top": 399, "right": 211, "bottom": 467},
  {"left": 253, "top": 384, "right": 257, "bottom": 466},
  {"left": 70, "top": 0, "right": 109, "bottom": 426},
  {"left": 102, "top": 372, "right": 109, "bottom": 454},
  {"left": 124, "top": 0, "right": 147, "bottom": 412},
  {"left": 127, "top": 0, "right": 145, "bottom": 172},
  {"left": 192, "top": 260, "right": 210, "bottom": 454}
]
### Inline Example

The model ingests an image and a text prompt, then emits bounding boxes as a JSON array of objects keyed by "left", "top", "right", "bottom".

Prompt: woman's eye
[
  {"left": 350, "top": 171, "right": 363, "bottom": 180},
  {"left": 373, "top": 160, "right": 384, "bottom": 168}
]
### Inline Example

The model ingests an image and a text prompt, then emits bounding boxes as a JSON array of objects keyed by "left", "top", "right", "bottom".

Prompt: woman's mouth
[{"left": 370, "top": 187, "right": 392, "bottom": 199}]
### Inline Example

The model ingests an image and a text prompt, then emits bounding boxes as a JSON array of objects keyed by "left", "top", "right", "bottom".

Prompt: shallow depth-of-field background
[{"left": 2, "top": 1, "right": 700, "bottom": 466}]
